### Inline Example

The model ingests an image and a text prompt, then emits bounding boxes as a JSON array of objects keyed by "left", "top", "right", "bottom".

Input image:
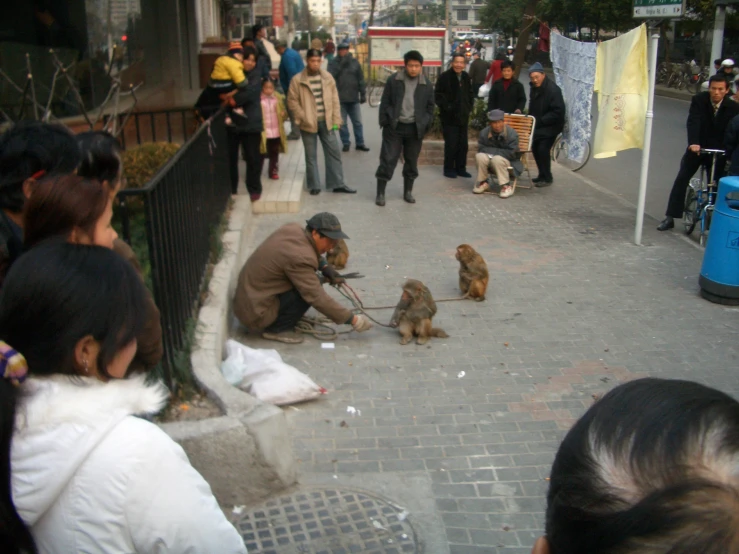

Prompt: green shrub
[
  {"left": 469, "top": 99, "right": 489, "bottom": 131},
  {"left": 121, "top": 142, "right": 181, "bottom": 190}
]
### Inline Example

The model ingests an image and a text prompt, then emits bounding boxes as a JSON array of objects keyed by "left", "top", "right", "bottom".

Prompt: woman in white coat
[{"left": 0, "top": 242, "right": 247, "bottom": 554}]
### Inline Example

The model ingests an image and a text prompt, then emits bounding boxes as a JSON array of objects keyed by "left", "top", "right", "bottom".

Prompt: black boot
[
  {"left": 376, "top": 180, "right": 387, "bottom": 206},
  {"left": 403, "top": 179, "right": 416, "bottom": 204}
]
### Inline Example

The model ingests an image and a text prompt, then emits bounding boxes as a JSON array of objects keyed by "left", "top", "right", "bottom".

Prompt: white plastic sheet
[{"left": 221, "top": 339, "right": 326, "bottom": 405}]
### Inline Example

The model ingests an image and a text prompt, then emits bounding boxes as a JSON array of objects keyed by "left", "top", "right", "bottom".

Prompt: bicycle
[
  {"left": 683, "top": 148, "right": 724, "bottom": 247},
  {"left": 550, "top": 122, "right": 591, "bottom": 172},
  {"left": 367, "top": 66, "right": 394, "bottom": 108}
]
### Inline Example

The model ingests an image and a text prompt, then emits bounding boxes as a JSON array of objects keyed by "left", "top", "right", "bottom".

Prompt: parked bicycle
[
  {"left": 367, "top": 66, "right": 394, "bottom": 108},
  {"left": 683, "top": 148, "right": 724, "bottom": 246},
  {"left": 550, "top": 122, "right": 591, "bottom": 172}
]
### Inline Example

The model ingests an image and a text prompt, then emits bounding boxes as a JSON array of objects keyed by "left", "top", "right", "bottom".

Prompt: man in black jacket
[
  {"left": 435, "top": 53, "right": 475, "bottom": 179},
  {"left": 226, "top": 47, "right": 263, "bottom": 201},
  {"left": 328, "top": 42, "right": 369, "bottom": 152},
  {"left": 468, "top": 51, "right": 489, "bottom": 98},
  {"left": 488, "top": 61, "right": 526, "bottom": 115},
  {"left": 527, "top": 62, "right": 565, "bottom": 186},
  {"left": 658, "top": 76, "right": 739, "bottom": 231},
  {"left": 374, "top": 50, "right": 435, "bottom": 206}
]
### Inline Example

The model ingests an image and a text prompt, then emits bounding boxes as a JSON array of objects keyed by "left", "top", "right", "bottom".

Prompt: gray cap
[
  {"left": 306, "top": 212, "right": 349, "bottom": 239},
  {"left": 338, "top": 41, "right": 350, "bottom": 50},
  {"left": 275, "top": 39, "right": 288, "bottom": 48},
  {"left": 487, "top": 109, "right": 505, "bottom": 121}
]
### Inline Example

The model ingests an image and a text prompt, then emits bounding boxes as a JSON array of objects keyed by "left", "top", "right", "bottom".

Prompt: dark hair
[
  {"left": 306, "top": 48, "right": 322, "bottom": 59},
  {"left": 0, "top": 122, "right": 81, "bottom": 213},
  {"left": 241, "top": 32, "right": 254, "bottom": 47},
  {"left": 23, "top": 174, "right": 111, "bottom": 249},
  {"left": 501, "top": 60, "right": 514, "bottom": 71},
  {"left": 261, "top": 78, "right": 275, "bottom": 89},
  {"left": 495, "top": 52, "right": 506, "bottom": 61},
  {"left": 546, "top": 378, "right": 739, "bottom": 554},
  {"left": 0, "top": 242, "right": 148, "bottom": 553},
  {"left": 252, "top": 23, "right": 264, "bottom": 37},
  {"left": 716, "top": 58, "right": 723, "bottom": 65},
  {"left": 451, "top": 52, "right": 466, "bottom": 62},
  {"left": 242, "top": 46, "right": 257, "bottom": 61},
  {"left": 404, "top": 50, "right": 424, "bottom": 65},
  {"left": 709, "top": 74, "right": 730, "bottom": 88},
  {"left": 76, "top": 131, "right": 123, "bottom": 187}
]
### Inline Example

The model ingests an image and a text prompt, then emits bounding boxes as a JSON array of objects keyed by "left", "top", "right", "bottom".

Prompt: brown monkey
[
  {"left": 456, "top": 244, "right": 489, "bottom": 301},
  {"left": 326, "top": 239, "right": 349, "bottom": 269},
  {"left": 389, "top": 279, "right": 450, "bottom": 345}
]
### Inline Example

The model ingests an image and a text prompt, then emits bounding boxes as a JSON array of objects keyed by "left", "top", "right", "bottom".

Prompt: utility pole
[
  {"left": 414, "top": 0, "right": 418, "bottom": 26},
  {"left": 330, "top": 0, "right": 336, "bottom": 42},
  {"left": 710, "top": 2, "right": 727, "bottom": 76},
  {"left": 446, "top": 0, "right": 451, "bottom": 50}
]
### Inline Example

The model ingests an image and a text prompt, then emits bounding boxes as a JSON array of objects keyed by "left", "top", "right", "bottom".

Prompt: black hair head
[
  {"left": 76, "top": 131, "right": 123, "bottom": 187},
  {"left": 242, "top": 45, "right": 257, "bottom": 61},
  {"left": 451, "top": 52, "right": 466, "bottom": 62},
  {"left": 0, "top": 122, "right": 81, "bottom": 213},
  {"left": 404, "top": 50, "right": 424, "bottom": 65},
  {"left": 252, "top": 23, "right": 264, "bottom": 37},
  {"left": 546, "top": 378, "right": 739, "bottom": 554},
  {"left": 709, "top": 74, "right": 730, "bottom": 88},
  {"left": 501, "top": 60, "right": 514, "bottom": 71},
  {"left": 306, "top": 48, "right": 322, "bottom": 59}
]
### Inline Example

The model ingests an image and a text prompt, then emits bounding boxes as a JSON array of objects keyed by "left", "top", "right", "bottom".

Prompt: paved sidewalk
[{"left": 233, "top": 105, "right": 739, "bottom": 553}]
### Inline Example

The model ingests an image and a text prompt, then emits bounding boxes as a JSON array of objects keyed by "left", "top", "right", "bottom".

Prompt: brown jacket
[
  {"left": 113, "top": 239, "right": 164, "bottom": 373},
  {"left": 287, "top": 69, "right": 341, "bottom": 133},
  {"left": 233, "top": 223, "right": 352, "bottom": 330}
]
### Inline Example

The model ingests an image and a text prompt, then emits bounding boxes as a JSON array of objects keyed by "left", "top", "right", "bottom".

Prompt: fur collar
[{"left": 15, "top": 374, "right": 169, "bottom": 432}]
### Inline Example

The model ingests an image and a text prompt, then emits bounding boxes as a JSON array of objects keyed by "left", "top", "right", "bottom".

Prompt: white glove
[{"left": 351, "top": 314, "right": 373, "bottom": 332}]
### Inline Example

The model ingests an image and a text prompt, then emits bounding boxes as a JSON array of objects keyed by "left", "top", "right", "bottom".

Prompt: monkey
[
  {"left": 455, "top": 244, "right": 489, "bottom": 302},
  {"left": 389, "top": 279, "right": 449, "bottom": 345},
  {"left": 326, "top": 239, "right": 349, "bottom": 269}
]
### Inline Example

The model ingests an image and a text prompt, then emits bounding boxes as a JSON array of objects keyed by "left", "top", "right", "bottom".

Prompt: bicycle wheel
[
  {"left": 368, "top": 82, "right": 384, "bottom": 107},
  {"left": 699, "top": 207, "right": 713, "bottom": 247},
  {"left": 683, "top": 187, "right": 697, "bottom": 235},
  {"left": 551, "top": 135, "right": 591, "bottom": 172}
]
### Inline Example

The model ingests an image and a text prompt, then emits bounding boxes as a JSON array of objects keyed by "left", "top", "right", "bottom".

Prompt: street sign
[
  {"left": 368, "top": 27, "right": 446, "bottom": 67},
  {"left": 633, "top": 0, "right": 685, "bottom": 18}
]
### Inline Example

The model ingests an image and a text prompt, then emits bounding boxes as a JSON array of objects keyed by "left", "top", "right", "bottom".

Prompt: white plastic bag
[
  {"left": 220, "top": 339, "right": 326, "bottom": 405},
  {"left": 478, "top": 81, "right": 492, "bottom": 98}
]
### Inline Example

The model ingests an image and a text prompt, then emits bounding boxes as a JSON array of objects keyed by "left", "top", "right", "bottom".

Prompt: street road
[{"left": 578, "top": 94, "right": 689, "bottom": 222}]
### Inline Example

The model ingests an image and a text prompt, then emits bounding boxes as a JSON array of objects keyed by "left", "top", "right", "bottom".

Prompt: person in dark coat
[
  {"left": 435, "top": 53, "right": 475, "bottom": 179},
  {"left": 241, "top": 33, "right": 270, "bottom": 81},
  {"left": 527, "top": 62, "right": 565, "bottom": 186},
  {"left": 328, "top": 42, "right": 369, "bottom": 152},
  {"left": 468, "top": 51, "right": 489, "bottom": 98},
  {"left": 658, "top": 75, "right": 739, "bottom": 230},
  {"left": 487, "top": 61, "right": 526, "bottom": 115},
  {"left": 375, "top": 50, "right": 435, "bottom": 206},
  {"left": 226, "top": 47, "right": 264, "bottom": 201}
]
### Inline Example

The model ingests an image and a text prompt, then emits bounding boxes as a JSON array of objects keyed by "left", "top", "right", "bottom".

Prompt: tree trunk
[
  {"left": 512, "top": 0, "right": 538, "bottom": 79},
  {"left": 660, "top": 21, "right": 670, "bottom": 64},
  {"left": 369, "top": 0, "right": 377, "bottom": 27}
]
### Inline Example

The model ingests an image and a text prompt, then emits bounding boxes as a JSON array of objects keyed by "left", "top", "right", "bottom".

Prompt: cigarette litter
[
  {"left": 322, "top": 343, "right": 335, "bottom": 349},
  {"left": 457, "top": 371, "right": 466, "bottom": 379},
  {"left": 372, "top": 520, "right": 386, "bottom": 530},
  {"left": 346, "top": 406, "right": 361, "bottom": 416},
  {"left": 397, "top": 510, "right": 409, "bottom": 521},
  {"left": 232, "top": 505, "right": 245, "bottom": 515}
]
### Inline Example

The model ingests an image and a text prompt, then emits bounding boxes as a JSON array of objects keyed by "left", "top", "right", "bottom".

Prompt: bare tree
[{"left": 512, "top": 0, "right": 539, "bottom": 80}]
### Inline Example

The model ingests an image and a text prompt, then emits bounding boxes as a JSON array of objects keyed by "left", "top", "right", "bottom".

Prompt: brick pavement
[{"left": 233, "top": 105, "right": 739, "bottom": 553}]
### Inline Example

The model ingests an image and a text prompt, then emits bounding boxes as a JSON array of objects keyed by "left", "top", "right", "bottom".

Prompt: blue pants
[
  {"left": 339, "top": 102, "right": 365, "bottom": 148},
  {"left": 301, "top": 120, "right": 346, "bottom": 191}
]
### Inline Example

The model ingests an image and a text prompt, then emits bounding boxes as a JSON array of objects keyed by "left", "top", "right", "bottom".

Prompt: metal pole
[
  {"left": 710, "top": 4, "right": 726, "bottom": 76},
  {"left": 635, "top": 30, "right": 660, "bottom": 246}
]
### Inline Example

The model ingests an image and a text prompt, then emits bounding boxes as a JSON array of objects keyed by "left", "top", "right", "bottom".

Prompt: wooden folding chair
[{"left": 503, "top": 114, "right": 536, "bottom": 189}]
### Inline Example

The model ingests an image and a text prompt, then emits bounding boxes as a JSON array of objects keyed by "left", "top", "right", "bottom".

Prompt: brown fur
[
  {"left": 326, "top": 239, "right": 349, "bottom": 269},
  {"left": 455, "top": 244, "right": 489, "bottom": 301},
  {"left": 389, "top": 279, "right": 450, "bottom": 345}
]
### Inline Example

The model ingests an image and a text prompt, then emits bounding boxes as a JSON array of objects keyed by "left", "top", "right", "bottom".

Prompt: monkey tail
[{"left": 430, "top": 328, "right": 449, "bottom": 338}]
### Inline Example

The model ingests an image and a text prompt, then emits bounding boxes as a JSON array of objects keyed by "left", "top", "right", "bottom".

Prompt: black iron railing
[
  {"left": 111, "top": 108, "right": 198, "bottom": 149},
  {"left": 117, "top": 109, "right": 231, "bottom": 388}
]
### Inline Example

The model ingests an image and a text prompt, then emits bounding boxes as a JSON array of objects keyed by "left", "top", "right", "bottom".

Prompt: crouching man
[
  {"left": 234, "top": 212, "right": 372, "bottom": 344},
  {"left": 473, "top": 109, "right": 522, "bottom": 198}
]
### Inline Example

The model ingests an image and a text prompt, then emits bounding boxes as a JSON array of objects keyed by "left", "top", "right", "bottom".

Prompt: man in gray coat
[
  {"left": 328, "top": 42, "right": 369, "bottom": 152},
  {"left": 473, "top": 109, "right": 522, "bottom": 198}
]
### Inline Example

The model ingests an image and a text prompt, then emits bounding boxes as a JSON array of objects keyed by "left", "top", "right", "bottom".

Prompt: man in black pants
[
  {"left": 657, "top": 75, "right": 739, "bottom": 231},
  {"left": 527, "top": 62, "right": 565, "bottom": 187},
  {"left": 374, "top": 50, "right": 436, "bottom": 206},
  {"left": 233, "top": 212, "right": 373, "bottom": 344},
  {"left": 226, "top": 47, "right": 263, "bottom": 201},
  {"left": 435, "top": 53, "right": 475, "bottom": 179}
]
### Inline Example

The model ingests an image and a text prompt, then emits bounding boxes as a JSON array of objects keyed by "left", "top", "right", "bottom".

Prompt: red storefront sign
[{"left": 273, "top": 0, "right": 285, "bottom": 27}]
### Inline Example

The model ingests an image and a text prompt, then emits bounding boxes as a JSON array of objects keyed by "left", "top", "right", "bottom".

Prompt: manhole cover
[{"left": 234, "top": 487, "right": 420, "bottom": 553}]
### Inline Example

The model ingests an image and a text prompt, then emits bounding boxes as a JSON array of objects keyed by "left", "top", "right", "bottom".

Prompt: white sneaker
[
  {"left": 499, "top": 183, "right": 515, "bottom": 198},
  {"left": 473, "top": 181, "right": 490, "bottom": 194}
]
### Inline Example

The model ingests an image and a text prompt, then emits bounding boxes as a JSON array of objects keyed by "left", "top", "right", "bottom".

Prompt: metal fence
[
  {"left": 108, "top": 108, "right": 199, "bottom": 149},
  {"left": 117, "top": 108, "right": 231, "bottom": 388}
]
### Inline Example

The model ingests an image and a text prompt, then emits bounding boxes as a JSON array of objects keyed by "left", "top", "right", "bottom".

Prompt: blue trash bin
[{"left": 699, "top": 176, "right": 739, "bottom": 305}]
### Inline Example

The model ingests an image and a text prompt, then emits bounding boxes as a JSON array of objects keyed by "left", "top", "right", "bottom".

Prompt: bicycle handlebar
[{"left": 700, "top": 148, "right": 725, "bottom": 155}]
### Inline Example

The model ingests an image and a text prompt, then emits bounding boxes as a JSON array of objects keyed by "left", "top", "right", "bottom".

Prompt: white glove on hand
[{"left": 351, "top": 314, "right": 373, "bottom": 332}]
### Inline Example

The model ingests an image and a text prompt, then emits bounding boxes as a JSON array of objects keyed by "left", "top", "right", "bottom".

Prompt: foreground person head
[
  {"left": 305, "top": 212, "right": 349, "bottom": 254},
  {"left": 537, "top": 377, "right": 739, "bottom": 554},
  {"left": 404, "top": 50, "right": 424, "bottom": 78}
]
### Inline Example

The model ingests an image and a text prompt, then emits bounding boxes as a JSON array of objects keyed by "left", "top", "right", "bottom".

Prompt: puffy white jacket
[{"left": 11, "top": 374, "right": 247, "bottom": 554}]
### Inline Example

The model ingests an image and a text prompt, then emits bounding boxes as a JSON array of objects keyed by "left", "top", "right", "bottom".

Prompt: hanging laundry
[
  {"left": 593, "top": 24, "right": 648, "bottom": 159},
  {"left": 550, "top": 31, "right": 597, "bottom": 164}
]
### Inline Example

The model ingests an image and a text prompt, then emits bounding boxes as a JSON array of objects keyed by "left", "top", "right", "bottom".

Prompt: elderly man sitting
[
  {"left": 234, "top": 212, "right": 372, "bottom": 343},
  {"left": 473, "top": 109, "right": 522, "bottom": 198}
]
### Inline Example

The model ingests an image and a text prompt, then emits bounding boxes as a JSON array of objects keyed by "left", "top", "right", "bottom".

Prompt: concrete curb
[{"left": 159, "top": 195, "right": 298, "bottom": 506}]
